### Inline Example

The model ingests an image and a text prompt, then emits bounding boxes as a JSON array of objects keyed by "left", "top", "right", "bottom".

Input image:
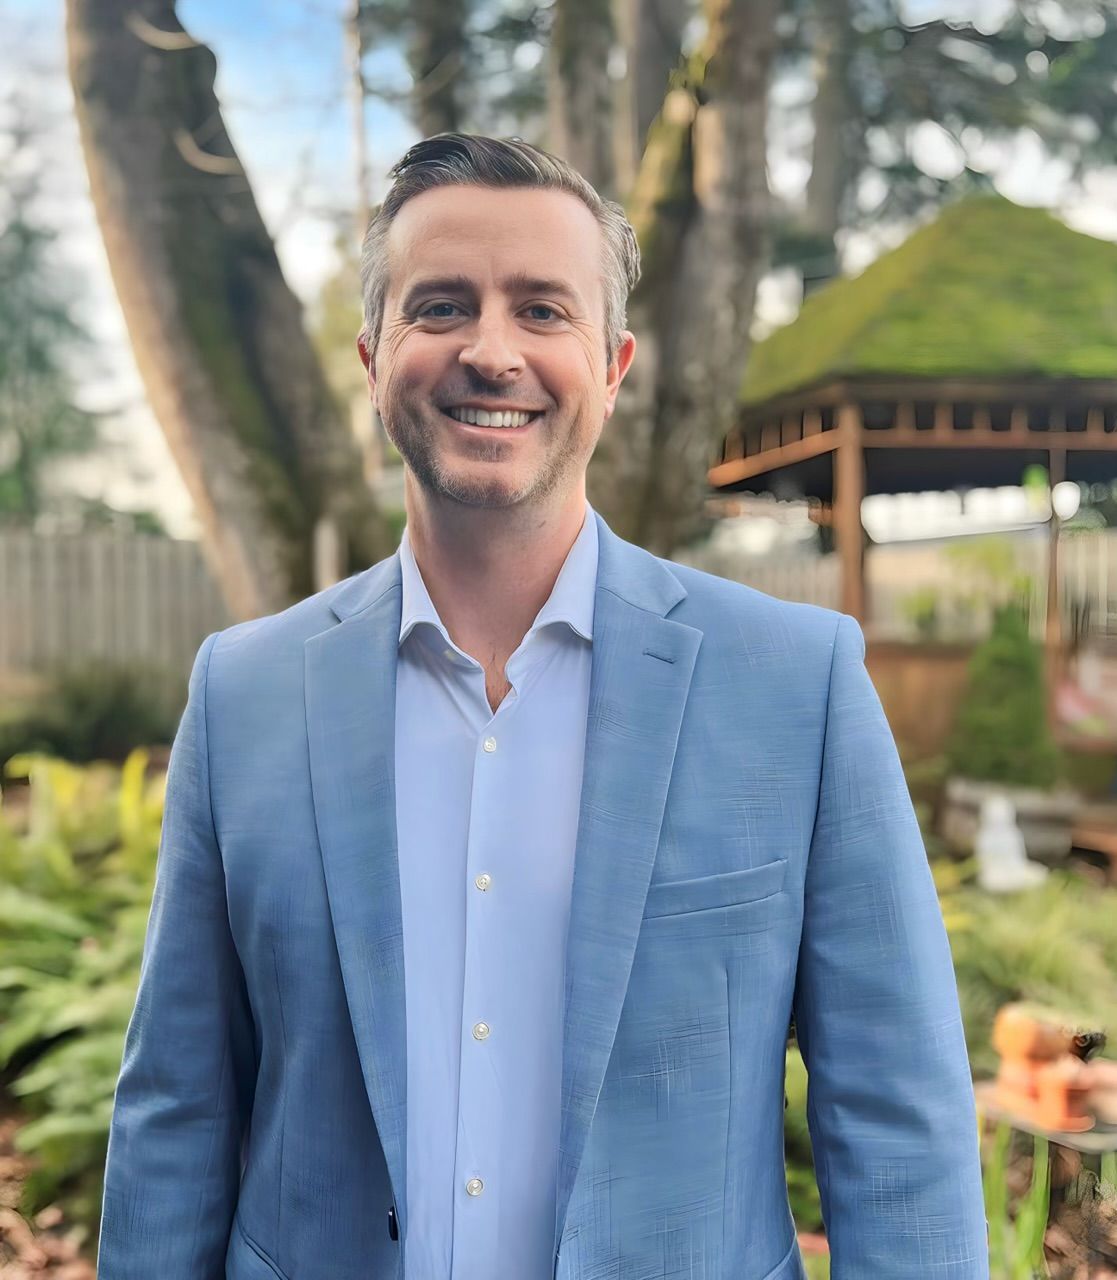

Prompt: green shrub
[
  {"left": 944, "top": 603, "right": 1062, "bottom": 787},
  {"left": 0, "top": 660, "right": 183, "bottom": 768}
]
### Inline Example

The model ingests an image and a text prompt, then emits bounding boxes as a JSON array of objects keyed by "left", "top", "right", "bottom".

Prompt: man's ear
[
  {"left": 603, "top": 331, "right": 637, "bottom": 421},
  {"left": 357, "top": 334, "right": 377, "bottom": 406}
]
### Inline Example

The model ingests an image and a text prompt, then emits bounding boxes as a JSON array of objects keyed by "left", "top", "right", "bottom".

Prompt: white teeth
[{"left": 446, "top": 407, "right": 536, "bottom": 428}]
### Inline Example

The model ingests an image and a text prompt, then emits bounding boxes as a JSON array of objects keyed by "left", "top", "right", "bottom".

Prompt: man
[{"left": 97, "top": 134, "right": 989, "bottom": 1279}]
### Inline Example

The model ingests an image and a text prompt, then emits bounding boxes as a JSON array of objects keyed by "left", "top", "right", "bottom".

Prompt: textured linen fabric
[
  {"left": 395, "top": 501, "right": 596, "bottom": 1279},
  {"left": 95, "top": 508, "right": 990, "bottom": 1280}
]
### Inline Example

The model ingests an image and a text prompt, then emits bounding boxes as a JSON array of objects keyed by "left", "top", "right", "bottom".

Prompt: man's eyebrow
[{"left": 399, "top": 272, "right": 584, "bottom": 311}]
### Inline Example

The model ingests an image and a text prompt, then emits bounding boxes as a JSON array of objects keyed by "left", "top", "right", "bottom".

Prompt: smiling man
[{"left": 97, "top": 135, "right": 989, "bottom": 1280}]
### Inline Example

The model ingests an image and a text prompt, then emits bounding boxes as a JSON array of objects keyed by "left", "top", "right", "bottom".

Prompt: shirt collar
[{"left": 398, "top": 500, "right": 597, "bottom": 650}]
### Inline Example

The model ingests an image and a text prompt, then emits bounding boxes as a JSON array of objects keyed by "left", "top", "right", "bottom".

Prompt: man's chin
[{"left": 408, "top": 459, "right": 538, "bottom": 509}]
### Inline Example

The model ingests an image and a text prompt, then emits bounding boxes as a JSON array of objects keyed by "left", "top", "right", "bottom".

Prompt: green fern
[{"left": 0, "top": 750, "right": 160, "bottom": 1239}]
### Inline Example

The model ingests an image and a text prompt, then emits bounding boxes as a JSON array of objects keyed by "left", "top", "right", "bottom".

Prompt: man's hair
[{"left": 358, "top": 133, "right": 641, "bottom": 366}]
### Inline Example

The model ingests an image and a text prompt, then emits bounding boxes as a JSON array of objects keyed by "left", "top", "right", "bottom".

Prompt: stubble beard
[{"left": 382, "top": 400, "right": 592, "bottom": 511}]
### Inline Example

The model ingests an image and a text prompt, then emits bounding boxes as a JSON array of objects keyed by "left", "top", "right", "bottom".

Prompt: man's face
[{"left": 358, "top": 185, "right": 636, "bottom": 512}]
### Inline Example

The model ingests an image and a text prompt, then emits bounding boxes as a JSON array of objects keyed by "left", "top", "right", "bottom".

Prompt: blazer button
[{"left": 387, "top": 1205, "right": 399, "bottom": 1241}]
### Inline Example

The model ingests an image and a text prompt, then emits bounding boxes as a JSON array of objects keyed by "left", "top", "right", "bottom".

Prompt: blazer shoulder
[
  {"left": 661, "top": 554, "right": 852, "bottom": 656},
  {"left": 201, "top": 561, "right": 392, "bottom": 692}
]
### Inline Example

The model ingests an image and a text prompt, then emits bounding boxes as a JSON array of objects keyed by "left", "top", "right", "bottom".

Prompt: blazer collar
[{"left": 327, "top": 507, "right": 687, "bottom": 627}]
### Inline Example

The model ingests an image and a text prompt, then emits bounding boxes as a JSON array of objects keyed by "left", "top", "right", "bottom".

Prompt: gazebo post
[
  {"left": 834, "top": 403, "right": 866, "bottom": 624},
  {"left": 1045, "top": 447, "right": 1066, "bottom": 729}
]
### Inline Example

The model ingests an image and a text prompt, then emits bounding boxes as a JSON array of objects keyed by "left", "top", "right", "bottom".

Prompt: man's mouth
[{"left": 441, "top": 406, "right": 543, "bottom": 429}]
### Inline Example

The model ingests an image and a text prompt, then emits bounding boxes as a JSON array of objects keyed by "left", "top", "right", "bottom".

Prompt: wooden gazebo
[{"left": 707, "top": 194, "right": 1117, "bottom": 660}]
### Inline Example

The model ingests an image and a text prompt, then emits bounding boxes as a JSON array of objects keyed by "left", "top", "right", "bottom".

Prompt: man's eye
[
  {"left": 419, "top": 302, "right": 461, "bottom": 318},
  {"left": 526, "top": 304, "right": 558, "bottom": 321}
]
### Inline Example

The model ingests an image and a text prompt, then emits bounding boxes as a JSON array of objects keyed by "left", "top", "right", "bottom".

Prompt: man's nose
[{"left": 458, "top": 315, "right": 524, "bottom": 382}]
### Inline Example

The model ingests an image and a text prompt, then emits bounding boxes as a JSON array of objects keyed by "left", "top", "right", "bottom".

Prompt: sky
[{"left": 6, "top": 0, "right": 1117, "bottom": 540}]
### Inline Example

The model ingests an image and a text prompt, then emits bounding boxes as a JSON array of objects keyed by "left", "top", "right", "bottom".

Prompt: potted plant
[{"left": 939, "top": 603, "right": 1079, "bottom": 865}]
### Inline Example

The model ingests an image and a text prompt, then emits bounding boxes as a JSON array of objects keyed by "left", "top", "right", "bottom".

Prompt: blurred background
[{"left": 3, "top": 0, "right": 1117, "bottom": 1275}]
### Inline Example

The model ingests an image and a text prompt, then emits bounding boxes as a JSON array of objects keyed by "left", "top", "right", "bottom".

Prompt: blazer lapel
[
  {"left": 553, "top": 516, "right": 702, "bottom": 1256},
  {"left": 304, "top": 556, "right": 409, "bottom": 1240}
]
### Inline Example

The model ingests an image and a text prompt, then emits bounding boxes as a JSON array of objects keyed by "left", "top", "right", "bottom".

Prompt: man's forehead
[
  {"left": 385, "top": 185, "right": 603, "bottom": 298},
  {"left": 390, "top": 182, "right": 598, "bottom": 238}
]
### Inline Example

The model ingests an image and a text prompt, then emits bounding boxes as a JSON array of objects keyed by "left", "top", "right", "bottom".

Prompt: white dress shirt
[{"left": 395, "top": 501, "right": 598, "bottom": 1280}]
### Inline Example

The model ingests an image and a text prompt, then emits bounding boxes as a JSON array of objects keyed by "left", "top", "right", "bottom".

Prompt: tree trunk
[
  {"left": 588, "top": 0, "right": 778, "bottom": 555},
  {"left": 613, "top": 0, "right": 690, "bottom": 194},
  {"left": 795, "top": 0, "right": 853, "bottom": 292},
  {"left": 803, "top": 0, "right": 852, "bottom": 243},
  {"left": 547, "top": 0, "right": 619, "bottom": 197},
  {"left": 66, "top": 0, "right": 392, "bottom": 619},
  {"left": 408, "top": 0, "right": 469, "bottom": 136}
]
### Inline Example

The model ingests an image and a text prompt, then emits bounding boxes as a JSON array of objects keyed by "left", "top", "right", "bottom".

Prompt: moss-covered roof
[{"left": 740, "top": 193, "right": 1117, "bottom": 407}]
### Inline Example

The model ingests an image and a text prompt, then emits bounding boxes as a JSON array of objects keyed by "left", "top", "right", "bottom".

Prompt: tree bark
[
  {"left": 802, "top": 0, "right": 853, "bottom": 246},
  {"left": 588, "top": 0, "right": 778, "bottom": 555},
  {"left": 547, "top": 0, "right": 619, "bottom": 197},
  {"left": 613, "top": 0, "right": 691, "bottom": 194},
  {"left": 786, "top": 0, "right": 853, "bottom": 295},
  {"left": 408, "top": 0, "right": 469, "bottom": 136},
  {"left": 66, "top": 0, "right": 392, "bottom": 619}
]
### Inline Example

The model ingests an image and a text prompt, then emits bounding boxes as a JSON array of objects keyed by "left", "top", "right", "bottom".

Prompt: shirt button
[
  {"left": 482, "top": 736, "right": 497, "bottom": 753},
  {"left": 466, "top": 1177, "right": 484, "bottom": 1196},
  {"left": 472, "top": 1022, "right": 490, "bottom": 1040},
  {"left": 475, "top": 873, "right": 492, "bottom": 891}
]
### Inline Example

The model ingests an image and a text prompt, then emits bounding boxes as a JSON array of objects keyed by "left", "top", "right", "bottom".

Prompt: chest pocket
[{"left": 642, "top": 857, "right": 787, "bottom": 920}]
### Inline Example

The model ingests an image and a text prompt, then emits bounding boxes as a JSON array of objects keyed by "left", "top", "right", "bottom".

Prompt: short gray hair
[{"left": 358, "top": 133, "right": 641, "bottom": 366}]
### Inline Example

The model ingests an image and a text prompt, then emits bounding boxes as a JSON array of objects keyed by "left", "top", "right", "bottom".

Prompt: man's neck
[{"left": 403, "top": 482, "right": 589, "bottom": 668}]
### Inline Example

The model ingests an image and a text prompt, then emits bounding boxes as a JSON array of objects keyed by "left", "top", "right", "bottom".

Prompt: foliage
[
  {"left": 0, "top": 660, "right": 184, "bottom": 768},
  {"left": 357, "top": 0, "right": 548, "bottom": 140},
  {"left": 947, "top": 866, "right": 1117, "bottom": 1080},
  {"left": 943, "top": 603, "right": 1063, "bottom": 788},
  {"left": 982, "top": 1121, "right": 1051, "bottom": 1279},
  {"left": 0, "top": 97, "right": 104, "bottom": 523},
  {"left": 942, "top": 536, "right": 1039, "bottom": 632},
  {"left": 898, "top": 584, "right": 940, "bottom": 639},
  {"left": 741, "top": 195, "right": 1117, "bottom": 406},
  {"left": 0, "top": 752, "right": 164, "bottom": 1237},
  {"left": 773, "top": 0, "right": 1117, "bottom": 253},
  {"left": 784, "top": 1044, "right": 823, "bottom": 1232},
  {"left": 385, "top": 506, "right": 407, "bottom": 547},
  {"left": 310, "top": 228, "right": 367, "bottom": 410}
]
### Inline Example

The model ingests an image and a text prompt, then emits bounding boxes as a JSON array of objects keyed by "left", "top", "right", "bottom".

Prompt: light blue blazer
[{"left": 97, "top": 511, "right": 989, "bottom": 1279}]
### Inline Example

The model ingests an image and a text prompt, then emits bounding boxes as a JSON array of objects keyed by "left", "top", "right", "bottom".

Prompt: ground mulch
[{"left": 0, "top": 1101, "right": 94, "bottom": 1280}]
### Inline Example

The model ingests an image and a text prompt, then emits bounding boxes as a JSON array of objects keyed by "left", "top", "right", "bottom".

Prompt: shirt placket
[{"left": 451, "top": 674, "right": 516, "bottom": 1277}]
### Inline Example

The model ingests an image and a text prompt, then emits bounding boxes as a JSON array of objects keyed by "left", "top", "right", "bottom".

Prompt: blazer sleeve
[
  {"left": 791, "top": 614, "right": 989, "bottom": 1278},
  {"left": 97, "top": 631, "right": 256, "bottom": 1279}
]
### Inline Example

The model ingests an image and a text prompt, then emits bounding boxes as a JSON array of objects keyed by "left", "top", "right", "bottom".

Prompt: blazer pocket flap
[{"left": 643, "top": 858, "right": 788, "bottom": 919}]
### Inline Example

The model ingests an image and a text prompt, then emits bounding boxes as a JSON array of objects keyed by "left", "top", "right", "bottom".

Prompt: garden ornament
[{"left": 975, "top": 792, "right": 1050, "bottom": 892}]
